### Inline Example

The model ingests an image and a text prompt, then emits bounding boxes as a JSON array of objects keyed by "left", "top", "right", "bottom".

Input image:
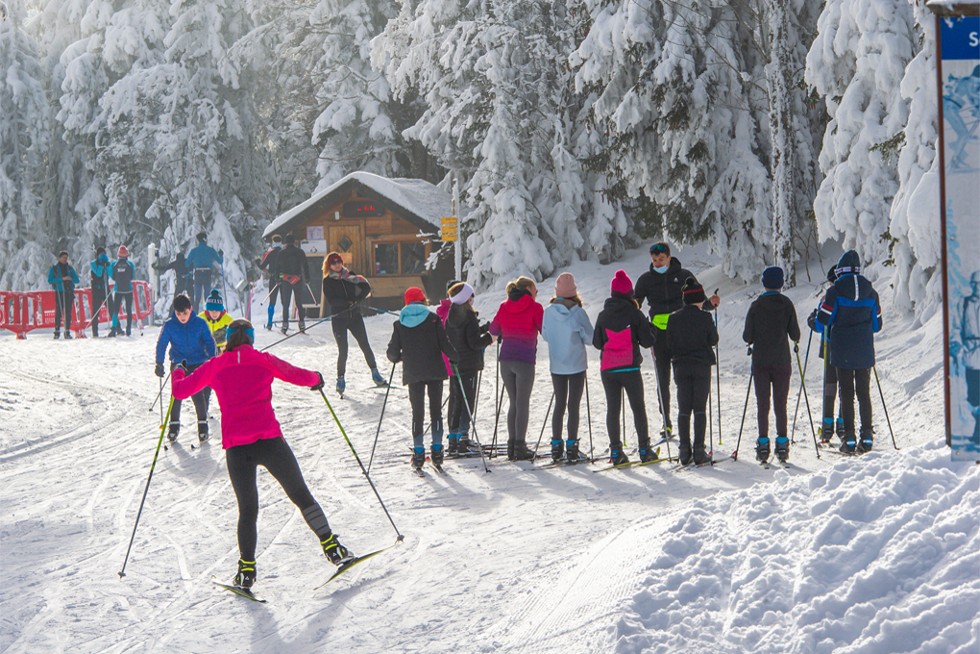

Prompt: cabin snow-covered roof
[{"left": 263, "top": 172, "right": 452, "bottom": 239}]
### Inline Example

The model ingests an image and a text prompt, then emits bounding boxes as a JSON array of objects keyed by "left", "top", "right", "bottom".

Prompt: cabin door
[{"left": 328, "top": 225, "right": 364, "bottom": 273}]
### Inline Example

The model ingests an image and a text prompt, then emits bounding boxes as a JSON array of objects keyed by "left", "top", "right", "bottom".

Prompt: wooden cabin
[{"left": 263, "top": 172, "right": 457, "bottom": 314}]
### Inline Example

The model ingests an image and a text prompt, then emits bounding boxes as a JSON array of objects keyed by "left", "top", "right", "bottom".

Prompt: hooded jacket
[
  {"left": 155, "top": 311, "right": 216, "bottom": 365},
  {"left": 488, "top": 289, "right": 544, "bottom": 364},
  {"left": 387, "top": 303, "right": 458, "bottom": 384},
  {"left": 666, "top": 305, "right": 718, "bottom": 368},
  {"left": 445, "top": 302, "right": 492, "bottom": 375},
  {"left": 542, "top": 299, "right": 594, "bottom": 375},
  {"left": 110, "top": 257, "right": 136, "bottom": 293},
  {"left": 171, "top": 344, "right": 318, "bottom": 449},
  {"left": 48, "top": 262, "right": 79, "bottom": 293},
  {"left": 592, "top": 294, "right": 655, "bottom": 372},
  {"left": 817, "top": 251, "right": 882, "bottom": 370},
  {"left": 200, "top": 310, "right": 234, "bottom": 351},
  {"left": 742, "top": 291, "right": 801, "bottom": 368},
  {"left": 634, "top": 257, "right": 699, "bottom": 329}
]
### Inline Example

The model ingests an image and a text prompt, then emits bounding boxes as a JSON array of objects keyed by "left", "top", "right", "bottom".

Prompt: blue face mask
[{"left": 653, "top": 265, "right": 668, "bottom": 274}]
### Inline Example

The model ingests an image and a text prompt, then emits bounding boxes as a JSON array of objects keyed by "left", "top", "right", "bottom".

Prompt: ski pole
[
  {"left": 731, "top": 347, "right": 754, "bottom": 461},
  {"left": 532, "top": 389, "right": 556, "bottom": 458},
  {"left": 490, "top": 341, "right": 502, "bottom": 457},
  {"left": 260, "top": 301, "right": 362, "bottom": 351},
  {"left": 148, "top": 370, "right": 173, "bottom": 413},
  {"left": 473, "top": 369, "right": 483, "bottom": 420},
  {"left": 317, "top": 388, "right": 404, "bottom": 541},
  {"left": 452, "top": 364, "right": 490, "bottom": 473},
  {"left": 366, "top": 363, "right": 397, "bottom": 474},
  {"left": 713, "top": 301, "right": 721, "bottom": 445},
  {"left": 621, "top": 388, "right": 627, "bottom": 449},
  {"left": 158, "top": 377, "right": 164, "bottom": 428},
  {"left": 119, "top": 395, "right": 176, "bottom": 578},
  {"left": 707, "top": 373, "right": 715, "bottom": 465},
  {"left": 791, "top": 329, "right": 814, "bottom": 444},
  {"left": 585, "top": 374, "right": 594, "bottom": 462},
  {"left": 873, "top": 366, "right": 899, "bottom": 450},
  {"left": 794, "top": 344, "right": 820, "bottom": 458}
]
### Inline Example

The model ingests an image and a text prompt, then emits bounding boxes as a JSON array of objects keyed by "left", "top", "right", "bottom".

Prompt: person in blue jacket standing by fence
[
  {"left": 817, "top": 250, "right": 882, "bottom": 454},
  {"left": 187, "top": 231, "right": 224, "bottom": 312},
  {"left": 156, "top": 293, "right": 217, "bottom": 443},
  {"left": 48, "top": 250, "right": 80, "bottom": 339}
]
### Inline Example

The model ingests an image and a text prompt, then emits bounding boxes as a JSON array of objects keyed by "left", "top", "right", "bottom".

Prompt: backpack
[{"left": 601, "top": 326, "right": 634, "bottom": 371}]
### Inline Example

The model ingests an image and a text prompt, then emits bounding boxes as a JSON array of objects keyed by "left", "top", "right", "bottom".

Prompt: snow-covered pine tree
[
  {"left": 805, "top": 0, "right": 917, "bottom": 276},
  {"left": 0, "top": 0, "right": 55, "bottom": 290}
]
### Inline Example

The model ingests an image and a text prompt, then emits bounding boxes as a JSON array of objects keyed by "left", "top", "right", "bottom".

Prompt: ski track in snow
[{"left": 0, "top": 245, "right": 974, "bottom": 653}]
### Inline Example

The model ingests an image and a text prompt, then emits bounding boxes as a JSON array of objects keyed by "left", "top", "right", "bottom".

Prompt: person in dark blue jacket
[
  {"left": 108, "top": 245, "right": 137, "bottom": 337},
  {"left": 807, "top": 266, "right": 845, "bottom": 444},
  {"left": 187, "top": 232, "right": 224, "bottom": 312},
  {"left": 48, "top": 251, "right": 80, "bottom": 339},
  {"left": 89, "top": 247, "right": 111, "bottom": 337},
  {"left": 155, "top": 293, "right": 217, "bottom": 442},
  {"left": 817, "top": 250, "right": 882, "bottom": 453}
]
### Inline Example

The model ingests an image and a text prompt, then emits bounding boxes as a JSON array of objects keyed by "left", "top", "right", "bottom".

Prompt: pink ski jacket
[{"left": 171, "top": 344, "right": 319, "bottom": 449}]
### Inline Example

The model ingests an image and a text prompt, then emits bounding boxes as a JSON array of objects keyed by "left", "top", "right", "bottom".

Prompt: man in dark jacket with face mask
[
  {"left": 817, "top": 250, "right": 882, "bottom": 454},
  {"left": 634, "top": 242, "right": 719, "bottom": 439}
]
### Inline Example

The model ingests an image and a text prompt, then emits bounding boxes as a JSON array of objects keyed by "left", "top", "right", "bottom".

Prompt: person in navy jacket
[
  {"left": 108, "top": 245, "right": 137, "bottom": 337},
  {"left": 155, "top": 293, "right": 217, "bottom": 442},
  {"left": 48, "top": 251, "right": 80, "bottom": 339},
  {"left": 817, "top": 250, "right": 882, "bottom": 453}
]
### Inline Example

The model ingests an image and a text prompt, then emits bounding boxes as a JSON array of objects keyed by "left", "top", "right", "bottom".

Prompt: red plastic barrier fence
[{"left": 0, "top": 281, "right": 153, "bottom": 339}]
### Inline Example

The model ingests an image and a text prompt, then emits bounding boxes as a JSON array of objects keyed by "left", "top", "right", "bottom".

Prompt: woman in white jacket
[{"left": 541, "top": 273, "right": 594, "bottom": 463}]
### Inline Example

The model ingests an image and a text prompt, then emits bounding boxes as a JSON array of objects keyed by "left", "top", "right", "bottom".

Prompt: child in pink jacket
[{"left": 171, "top": 318, "right": 353, "bottom": 591}]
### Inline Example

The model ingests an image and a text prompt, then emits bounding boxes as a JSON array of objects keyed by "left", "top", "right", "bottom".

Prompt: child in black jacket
[
  {"left": 742, "top": 266, "right": 801, "bottom": 463},
  {"left": 387, "top": 287, "right": 458, "bottom": 469},
  {"left": 665, "top": 278, "right": 719, "bottom": 465},
  {"left": 444, "top": 282, "right": 494, "bottom": 455}
]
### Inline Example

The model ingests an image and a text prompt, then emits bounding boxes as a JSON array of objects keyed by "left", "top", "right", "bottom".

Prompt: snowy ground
[{"left": 1, "top": 246, "right": 976, "bottom": 654}]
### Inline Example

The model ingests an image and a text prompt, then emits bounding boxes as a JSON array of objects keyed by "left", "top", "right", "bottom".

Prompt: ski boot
[
  {"left": 511, "top": 443, "right": 535, "bottom": 461},
  {"left": 693, "top": 449, "right": 712, "bottom": 465},
  {"left": 447, "top": 434, "right": 459, "bottom": 456},
  {"left": 411, "top": 446, "right": 425, "bottom": 470},
  {"left": 835, "top": 417, "right": 846, "bottom": 441},
  {"left": 167, "top": 423, "right": 180, "bottom": 443},
  {"left": 609, "top": 448, "right": 629, "bottom": 465},
  {"left": 336, "top": 376, "right": 346, "bottom": 396},
  {"left": 234, "top": 559, "right": 256, "bottom": 589},
  {"left": 431, "top": 443, "right": 445, "bottom": 467},
  {"left": 659, "top": 425, "right": 673, "bottom": 440},
  {"left": 819, "top": 418, "right": 834, "bottom": 445},
  {"left": 298, "top": 320, "right": 306, "bottom": 333},
  {"left": 550, "top": 438, "right": 564, "bottom": 463},
  {"left": 566, "top": 439, "right": 580, "bottom": 464},
  {"left": 198, "top": 420, "right": 209, "bottom": 443},
  {"left": 755, "top": 436, "right": 771, "bottom": 463},
  {"left": 320, "top": 533, "right": 353, "bottom": 566},
  {"left": 458, "top": 436, "right": 473, "bottom": 454},
  {"left": 857, "top": 428, "right": 874, "bottom": 454},
  {"left": 774, "top": 436, "right": 789, "bottom": 463},
  {"left": 839, "top": 433, "right": 857, "bottom": 454},
  {"left": 53, "top": 332, "right": 60, "bottom": 340},
  {"left": 280, "top": 324, "right": 288, "bottom": 335},
  {"left": 638, "top": 446, "right": 658, "bottom": 463},
  {"left": 64, "top": 332, "right": 73, "bottom": 340},
  {"left": 678, "top": 439, "right": 693, "bottom": 466},
  {"left": 371, "top": 368, "right": 388, "bottom": 387}
]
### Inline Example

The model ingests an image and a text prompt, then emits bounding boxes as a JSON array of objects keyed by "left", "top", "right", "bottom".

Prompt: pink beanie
[
  {"left": 610, "top": 269, "right": 633, "bottom": 297},
  {"left": 555, "top": 273, "right": 577, "bottom": 298}
]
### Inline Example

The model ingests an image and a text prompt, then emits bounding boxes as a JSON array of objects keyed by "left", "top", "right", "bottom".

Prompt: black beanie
[{"left": 682, "top": 277, "right": 706, "bottom": 305}]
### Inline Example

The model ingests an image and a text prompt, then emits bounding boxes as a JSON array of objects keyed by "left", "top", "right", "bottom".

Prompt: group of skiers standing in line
[
  {"left": 379, "top": 241, "right": 883, "bottom": 469},
  {"left": 47, "top": 245, "right": 137, "bottom": 338}
]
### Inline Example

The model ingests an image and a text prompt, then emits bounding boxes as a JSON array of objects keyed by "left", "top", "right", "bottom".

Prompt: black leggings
[
  {"left": 333, "top": 313, "right": 378, "bottom": 377},
  {"left": 54, "top": 290, "right": 74, "bottom": 333},
  {"left": 225, "top": 437, "right": 331, "bottom": 561},
  {"left": 674, "top": 364, "right": 711, "bottom": 450},
  {"left": 838, "top": 368, "right": 872, "bottom": 437},
  {"left": 600, "top": 369, "right": 649, "bottom": 449},
  {"left": 652, "top": 331, "right": 673, "bottom": 428},
  {"left": 552, "top": 372, "right": 585, "bottom": 441},
  {"left": 169, "top": 361, "right": 210, "bottom": 428},
  {"left": 409, "top": 380, "right": 444, "bottom": 446},
  {"left": 448, "top": 372, "right": 479, "bottom": 435},
  {"left": 280, "top": 282, "right": 299, "bottom": 328},
  {"left": 753, "top": 364, "right": 791, "bottom": 438}
]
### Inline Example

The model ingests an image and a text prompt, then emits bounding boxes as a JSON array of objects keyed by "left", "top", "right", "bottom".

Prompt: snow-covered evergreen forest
[{"left": 0, "top": 0, "right": 942, "bottom": 315}]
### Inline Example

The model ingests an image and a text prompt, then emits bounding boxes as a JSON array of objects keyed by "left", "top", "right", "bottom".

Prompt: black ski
[
  {"left": 315, "top": 545, "right": 395, "bottom": 590},
  {"left": 211, "top": 578, "right": 268, "bottom": 603}
]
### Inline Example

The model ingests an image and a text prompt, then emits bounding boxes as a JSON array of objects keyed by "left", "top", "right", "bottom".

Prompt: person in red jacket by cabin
[
  {"left": 488, "top": 275, "right": 544, "bottom": 460},
  {"left": 171, "top": 319, "right": 354, "bottom": 591}
]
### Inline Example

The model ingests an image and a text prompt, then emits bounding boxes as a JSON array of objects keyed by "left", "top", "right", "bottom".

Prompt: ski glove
[
  {"left": 155, "top": 363, "right": 165, "bottom": 378},
  {"left": 310, "top": 372, "right": 325, "bottom": 391}
]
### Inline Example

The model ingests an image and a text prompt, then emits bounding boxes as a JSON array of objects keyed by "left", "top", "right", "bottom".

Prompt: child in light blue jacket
[{"left": 541, "top": 273, "right": 594, "bottom": 463}]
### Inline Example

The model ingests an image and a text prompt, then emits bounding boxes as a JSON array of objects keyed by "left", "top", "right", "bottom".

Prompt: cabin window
[{"left": 372, "top": 240, "right": 427, "bottom": 275}]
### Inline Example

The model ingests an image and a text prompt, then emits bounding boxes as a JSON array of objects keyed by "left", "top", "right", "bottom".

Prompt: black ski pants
[
  {"left": 838, "top": 367, "right": 872, "bottom": 437},
  {"left": 753, "top": 364, "right": 792, "bottom": 438},
  {"left": 552, "top": 372, "right": 586, "bottom": 441},
  {"left": 448, "top": 372, "right": 479, "bottom": 436},
  {"left": 652, "top": 330, "right": 673, "bottom": 429},
  {"left": 600, "top": 369, "right": 649, "bottom": 450},
  {"left": 91, "top": 287, "right": 108, "bottom": 337},
  {"left": 225, "top": 437, "right": 332, "bottom": 561},
  {"left": 409, "top": 380, "right": 444, "bottom": 448},
  {"left": 169, "top": 361, "right": 210, "bottom": 431},
  {"left": 821, "top": 356, "right": 840, "bottom": 425},
  {"left": 54, "top": 290, "right": 74, "bottom": 334},
  {"left": 333, "top": 312, "right": 377, "bottom": 377},
  {"left": 674, "top": 363, "right": 711, "bottom": 452},
  {"left": 111, "top": 292, "right": 134, "bottom": 335}
]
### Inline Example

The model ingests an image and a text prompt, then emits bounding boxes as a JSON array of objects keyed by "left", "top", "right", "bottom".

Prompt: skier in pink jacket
[{"left": 172, "top": 318, "right": 353, "bottom": 590}]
